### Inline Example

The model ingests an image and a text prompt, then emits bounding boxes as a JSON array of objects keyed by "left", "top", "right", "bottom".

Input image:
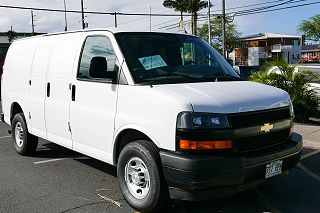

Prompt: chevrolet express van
[{"left": 1, "top": 29, "right": 302, "bottom": 212}]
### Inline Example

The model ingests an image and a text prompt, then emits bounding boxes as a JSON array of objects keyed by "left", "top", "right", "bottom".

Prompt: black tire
[
  {"left": 11, "top": 113, "right": 38, "bottom": 156},
  {"left": 117, "top": 140, "right": 169, "bottom": 213}
]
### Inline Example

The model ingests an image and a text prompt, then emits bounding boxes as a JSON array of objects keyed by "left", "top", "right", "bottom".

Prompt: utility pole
[
  {"left": 81, "top": 0, "right": 85, "bottom": 29},
  {"left": 114, "top": 12, "right": 117, "bottom": 28},
  {"left": 64, "top": 0, "right": 68, "bottom": 31},
  {"left": 208, "top": 0, "right": 211, "bottom": 45},
  {"left": 31, "top": 10, "right": 35, "bottom": 35},
  {"left": 221, "top": 0, "right": 226, "bottom": 58}
]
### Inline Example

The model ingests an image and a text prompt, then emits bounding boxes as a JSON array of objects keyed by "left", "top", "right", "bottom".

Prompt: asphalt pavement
[{"left": 0, "top": 118, "right": 320, "bottom": 213}]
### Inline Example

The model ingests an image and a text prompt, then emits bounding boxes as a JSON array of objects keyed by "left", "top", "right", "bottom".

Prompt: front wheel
[
  {"left": 12, "top": 113, "right": 38, "bottom": 156},
  {"left": 117, "top": 140, "right": 169, "bottom": 213}
]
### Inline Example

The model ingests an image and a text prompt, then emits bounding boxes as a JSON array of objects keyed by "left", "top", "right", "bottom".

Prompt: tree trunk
[
  {"left": 192, "top": 12, "right": 197, "bottom": 35},
  {"left": 179, "top": 11, "right": 184, "bottom": 32}
]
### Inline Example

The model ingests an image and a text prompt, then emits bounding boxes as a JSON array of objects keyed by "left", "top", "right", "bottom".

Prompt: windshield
[{"left": 115, "top": 32, "right": 240, "bottom": 84}]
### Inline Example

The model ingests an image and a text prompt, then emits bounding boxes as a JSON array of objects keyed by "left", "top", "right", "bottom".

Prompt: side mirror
[{"left": 89, "top": 56, "right": 116, "bottom": 79}]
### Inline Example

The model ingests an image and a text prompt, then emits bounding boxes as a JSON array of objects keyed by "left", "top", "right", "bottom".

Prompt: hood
[{"left": 155, "top": 81, "right": 290, "bottom": 113}]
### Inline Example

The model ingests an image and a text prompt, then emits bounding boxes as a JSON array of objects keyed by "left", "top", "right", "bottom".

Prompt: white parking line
[
  {"left": 34, "top": 158, "right": 67, "bottom": 165},
  {"left": 297, "top": 163, "right": 320, "bottom": 183},
  {"left": 0, "top": 135, "right": 11, "bottom": 139}
]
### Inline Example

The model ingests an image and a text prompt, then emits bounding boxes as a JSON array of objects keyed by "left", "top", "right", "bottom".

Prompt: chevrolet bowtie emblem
[{"left": 260, "top": 123, "right": 274, "bottom": 133}]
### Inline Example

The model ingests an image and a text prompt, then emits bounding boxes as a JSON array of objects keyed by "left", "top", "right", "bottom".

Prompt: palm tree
[
  {"left": 5, "top": 26, "right": 17, "bottom": 42},
  {"left": 163, "top": 0, "right": 209, "bottom": 35},
  {"left": 163, "top": 0, "right": 187, "bottom": 24},
  {"left": 185, "top": 0, "right": 208, "bottom": 35},
  {"left": 250, "top": 61, "right": 320, "bottom": 121}
]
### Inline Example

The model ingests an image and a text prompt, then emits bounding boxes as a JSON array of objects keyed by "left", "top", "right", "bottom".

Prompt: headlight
[{"left": 177, "top": 112, "right": 229, "bottom": 129}]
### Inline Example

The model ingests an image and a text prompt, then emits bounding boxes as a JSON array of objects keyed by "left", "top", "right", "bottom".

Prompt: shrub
[{"left": 250, "top": 61, "right": 320, "bottom": 122}]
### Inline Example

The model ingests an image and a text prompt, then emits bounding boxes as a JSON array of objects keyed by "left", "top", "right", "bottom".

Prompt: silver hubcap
[
  {"left": 125, "top": 157, "right": 150, "bottom": 199},
  {"left": 15, "top": 122, "right": 24, "bottom": 148}
]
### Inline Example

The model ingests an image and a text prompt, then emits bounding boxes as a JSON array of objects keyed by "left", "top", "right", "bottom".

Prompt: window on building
[
  {"left": 258, "top": 41, "right": 266, "bottom": 47},
  {"left": 293, "top": 40, "right": 300, "bottom": 46}
]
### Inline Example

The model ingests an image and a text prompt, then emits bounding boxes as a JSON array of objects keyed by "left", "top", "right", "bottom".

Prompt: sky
[{"left": 0, "top": 0, "right": 319, "bottom": 37}]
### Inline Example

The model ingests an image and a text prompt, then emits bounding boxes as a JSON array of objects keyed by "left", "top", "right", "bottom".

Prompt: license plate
[{"left": 265, "top": 160, "right": 283, "bottom": 178}]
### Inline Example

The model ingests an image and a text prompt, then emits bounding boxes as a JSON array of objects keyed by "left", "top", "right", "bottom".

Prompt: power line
[
  {"left": 150, "top": 17, "right": 180, "bottom": 28},
  {"left": 0, "top": 5, "right": 204, "bottom": 17},
  {"left": 163, "top": 1, "right": 320, "bottom": 30},
  {"left": 211, "top": 0, "right": 287, "bottom": 12},
  {"left": 159, "top": 0, "right": 297, "bottom": 30},
  {"left": 231, "top": 0, "right": 295, "bottom": 15},
  {"left": 235, "top": 0, "right": 320, "bottom": 16},
  {"left": 1, "top": 1, "right": 317, "bottom": 31},
  {"left": 117, "top": 9, "right": 172, "bottom": 27}
]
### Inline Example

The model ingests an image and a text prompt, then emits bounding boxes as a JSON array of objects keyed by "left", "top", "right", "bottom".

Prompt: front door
[{"left": 69, "top": 34, "right": 119, "bottom": 163}]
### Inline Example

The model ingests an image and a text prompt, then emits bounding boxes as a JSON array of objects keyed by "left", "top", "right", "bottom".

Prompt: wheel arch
[
  {"left": 10, "top": 102, "right": 24, "bottom": 124},
  {"left": 113, "top": 128, "right": 159, "bottom": 166}
]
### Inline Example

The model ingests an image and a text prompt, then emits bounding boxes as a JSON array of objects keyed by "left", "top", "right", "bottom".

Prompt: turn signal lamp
[{"left": 179, "top": 139, "right": 232, "bottom": 150}]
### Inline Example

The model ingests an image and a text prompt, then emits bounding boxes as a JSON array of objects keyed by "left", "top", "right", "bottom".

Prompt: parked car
[
  {"left": 1, "top": 29, "right": 302, "bottom": 213},
  {"left": 233, "top": 65, "right": 261, "bottom": 80}
]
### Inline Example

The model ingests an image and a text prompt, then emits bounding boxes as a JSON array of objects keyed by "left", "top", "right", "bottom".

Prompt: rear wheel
[
  {"left": 117, "top": 140, "right": 169, "bottom": 213},
  {"left": 12, "top": 113, "right": 38, "bottom": 156}
]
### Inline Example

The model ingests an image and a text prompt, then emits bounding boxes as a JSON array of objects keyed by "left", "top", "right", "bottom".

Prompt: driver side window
[{"left": 78, "top": 36, "right": 118, "bottom": 80}]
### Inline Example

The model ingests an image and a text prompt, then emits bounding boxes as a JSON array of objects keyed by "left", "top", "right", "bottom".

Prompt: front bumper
[{"left": 160, "top": 132, "right": 302, "bottom": 201}]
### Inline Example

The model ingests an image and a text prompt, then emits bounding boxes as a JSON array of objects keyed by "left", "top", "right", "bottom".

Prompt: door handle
[
  {"left": 71, "top": 85, "right": 76, "bottom": 101},
  {"left": 47, "top": 82, "right": 50, "bottom": 97}
]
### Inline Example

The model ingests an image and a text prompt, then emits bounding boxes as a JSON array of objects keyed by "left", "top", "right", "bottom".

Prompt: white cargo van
[{"left": 1, "top": 29, "right": 302, "bottom": 212}]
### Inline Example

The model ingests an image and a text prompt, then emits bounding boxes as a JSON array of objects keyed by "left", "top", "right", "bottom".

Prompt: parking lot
[{"left": 0, "top": 117, "right": 320, "bottom": 213}]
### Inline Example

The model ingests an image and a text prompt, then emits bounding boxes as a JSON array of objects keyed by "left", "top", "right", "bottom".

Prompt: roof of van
[{"left": 14, "top": 27, "right": 193, "bottom": 42}]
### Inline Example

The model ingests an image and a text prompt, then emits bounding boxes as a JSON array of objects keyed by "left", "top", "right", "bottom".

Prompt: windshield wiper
[
  {"left": 204, "top": 74, "right": 241, "bottom": 82},
  {"left": 143, "top": 73, "right": 203, "bottom": 81}
]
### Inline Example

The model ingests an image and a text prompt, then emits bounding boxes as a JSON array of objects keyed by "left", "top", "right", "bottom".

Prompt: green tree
[
  {"left": 298, "top": 14, "right": 320, "bottom": 41},
  {"left": 163, "top": 0, "right": 208, "bottom": 35},
  {"left": 197, "top": 17, "right": 241, "bottom": 55},
  {"left": 163, "top": 0, "right": 187, "bottom": 23},
  {"left": 5, "top": 27, "right": 17, "bottom": 42},
  {"left": 185, "top": 0, "right": 208, "bottom": 35},
  {"left": 250, "top": 60, "right": 320, "bottom": 121}
]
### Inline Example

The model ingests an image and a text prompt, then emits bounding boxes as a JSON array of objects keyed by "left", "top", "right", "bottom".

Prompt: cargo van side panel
[
  {"left": 45, "top": 33, "right": 82, "bottom": 149},
  {"left": 2, "top": 39, "right": 38, "bottom": 126},
  {"left": 29, "top": 37, "right": 56, "bottom": 138}
]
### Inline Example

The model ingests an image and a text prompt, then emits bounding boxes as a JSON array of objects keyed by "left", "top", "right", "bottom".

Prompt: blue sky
[
  {"left": 233, "top": 0, "right": 320, "bottom": 36},
  {"left": 0, "top": 0, "right": 319, "bottom": 38}
]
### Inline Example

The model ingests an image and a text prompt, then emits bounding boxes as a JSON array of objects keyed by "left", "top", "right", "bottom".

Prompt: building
[
  {"left": 301, "top": 44, "right": 320, "bottom": 63},
  {"left": 231, "top": 33, "right": 302, "bottom": 66}
]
